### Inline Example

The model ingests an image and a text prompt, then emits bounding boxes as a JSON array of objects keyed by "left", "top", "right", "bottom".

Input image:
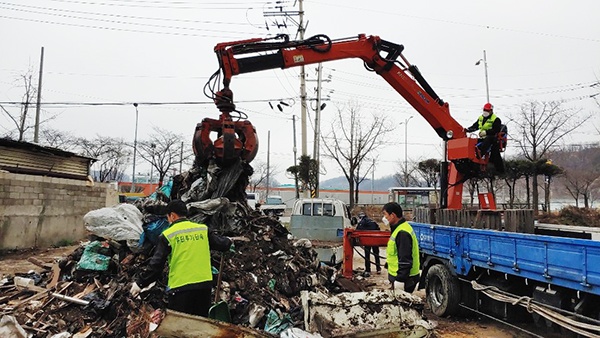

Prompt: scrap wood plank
[
  {"left": 47, "top": 263, "right": 61, "bottom": 289},
  {"left": 13, "top": 289, "right": 51, "bottom": 309},
  {"left": 73, "top": 283, "right": 96, "bottom": 299},
  {"left": 27, "top": 257, "right": 53, "bottom": 269}
]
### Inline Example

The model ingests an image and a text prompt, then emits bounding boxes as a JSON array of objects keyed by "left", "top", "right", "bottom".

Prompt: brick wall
[{"left": 0, "top": 172, "right": 116, "bottom": 249}]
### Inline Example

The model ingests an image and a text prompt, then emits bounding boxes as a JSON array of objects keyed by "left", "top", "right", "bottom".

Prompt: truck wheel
[{"left": 426, "top": 264, "right": 461, "bottom": 317}]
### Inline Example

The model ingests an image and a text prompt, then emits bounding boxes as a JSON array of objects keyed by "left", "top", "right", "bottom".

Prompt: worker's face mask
[
  {"left": 382, "top": 216, "right": 390, "bottom": 226},
  {"left": 482, "top": 111, "right": 491, "bottom": 118}
]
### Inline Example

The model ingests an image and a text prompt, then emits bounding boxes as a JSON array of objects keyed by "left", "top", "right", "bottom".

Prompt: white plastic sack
[
  {"left": 83, "top": 204, "right": 143, "bottom": 249},
  {"left": 49, "top": 333, "right": 72, "bottom": 338},
  {"left": 0, "top": 315, "right": 29, "bottom": 338},
  {"left": 280, "top": 328, "right": 323, "bottom": 338}
]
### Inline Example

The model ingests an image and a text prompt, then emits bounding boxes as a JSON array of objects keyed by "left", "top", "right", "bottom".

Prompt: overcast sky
[{"left": 1, "top": 0, "right": 599, "bottom": 186}]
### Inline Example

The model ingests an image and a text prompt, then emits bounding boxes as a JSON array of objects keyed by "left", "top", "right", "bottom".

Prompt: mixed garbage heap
[{"left": 0, "top": 159, "right": 428, "bottom": 338}]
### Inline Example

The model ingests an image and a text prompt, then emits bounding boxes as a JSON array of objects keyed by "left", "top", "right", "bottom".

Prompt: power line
[
  {"left": 0, "top": 5, "right": 257, "bottom": 35},
  {"left": 0, "top": 97, "right": 296, "bottom": 107},
  {"left": 307, "top": 1, "right": 600, "bottom": 43},
  {"left": 0, "top": 2, "right": 265, "bottom": 27},
  {"left": 0, "top": 15, "right": 249, "bottom": 38},
  {"left": 46, "top": 0, "right": 274, "bottom": 10}
]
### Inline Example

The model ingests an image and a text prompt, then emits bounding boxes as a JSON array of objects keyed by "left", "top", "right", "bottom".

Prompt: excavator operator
[{"left": 464, "top": 103, "right": 505, "bottom": 174}]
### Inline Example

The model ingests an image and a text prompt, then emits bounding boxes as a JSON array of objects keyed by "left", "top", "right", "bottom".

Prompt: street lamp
[
  {"left": 130, "top": 103, "right": 139, "bottom": 193},
  {"left": 475, "top": 50, "right": 490, "bottom": 102},
  {"left": 401, "top": 116, "right": 413, "bottom": 187}
]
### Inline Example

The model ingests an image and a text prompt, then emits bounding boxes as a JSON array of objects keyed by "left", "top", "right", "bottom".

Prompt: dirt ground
[{"left": 1, "top": 244, "right": 540, "bottom": 338}]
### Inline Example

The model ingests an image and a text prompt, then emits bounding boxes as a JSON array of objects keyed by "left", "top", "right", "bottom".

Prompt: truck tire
[{"left": 426, "top": 264, "right": 461, "bottom": 317}]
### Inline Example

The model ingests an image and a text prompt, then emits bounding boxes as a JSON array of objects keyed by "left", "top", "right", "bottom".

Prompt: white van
[
  {"left": 246, "top": 192, "right": 258, "bottom": 210},
  {"left": 289, "top": 198, "right": 352, "bottom": 264}
]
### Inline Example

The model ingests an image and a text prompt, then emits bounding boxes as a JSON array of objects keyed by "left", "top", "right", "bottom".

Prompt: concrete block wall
[{"left": 0, "top": 172, "right": 113, "bottom": 249}]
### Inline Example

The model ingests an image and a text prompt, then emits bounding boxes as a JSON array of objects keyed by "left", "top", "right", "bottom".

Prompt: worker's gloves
[
  {"left": 479, "top": 130, "right": 487, "bottom": 138},
  {"left": 229, "top": 243, "right": 236, "bottom": 253},
  {"left": 130, "top": 282, "right": 142, "bottom": 297},
  {"left": 130, "top": 282, "right": 156, "bottom": 298},
  {"left": 212, "top": 266, "right": 219, "bottom": 274}
]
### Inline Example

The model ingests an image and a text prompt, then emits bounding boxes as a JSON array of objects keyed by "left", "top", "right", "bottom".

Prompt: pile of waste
[{"left": 0, "top": 159, "right": 431, "bottom": 337}]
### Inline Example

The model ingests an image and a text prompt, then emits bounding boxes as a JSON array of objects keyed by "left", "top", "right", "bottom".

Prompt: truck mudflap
[
  {"left": 301, "top": 290, "right": 435, "bottom": 337},
  {"left": 155, "top": 310, "right": 275, "bottom": 338}
]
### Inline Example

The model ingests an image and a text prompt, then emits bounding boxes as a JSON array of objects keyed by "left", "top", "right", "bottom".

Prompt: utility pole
[
  {"left": 34, "top": 47, "right": 44, "bottom": 143},
  {"left": 262, "top": 0, "right": 307, "bottom": 196},
  {"left": 476, "top": 50, "right": 490, "bottom": 103},
  {"left": 298, "top": 0, "right": 307, "bottom": 157},
  {"left": 312, "top": 63, "right": 323, "bottom": 197},
  {"left": 131, "top": 103, "right": 139, "bottom": 193},
  {"left": 292, "top": 115, "right": 299, "bottom": 198},
  {"left": 266, "top": 130, "right": 271, "bottom": 198}
]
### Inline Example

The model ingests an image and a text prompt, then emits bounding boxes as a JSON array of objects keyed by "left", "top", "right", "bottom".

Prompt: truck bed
[{"left": 411, "top": 222, "right": 600, "bottom": 296}]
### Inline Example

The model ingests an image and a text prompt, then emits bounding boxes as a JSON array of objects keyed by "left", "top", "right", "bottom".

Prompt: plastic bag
[
  {"left": 83, "top": 204, "right": 143, "bottom": 249},
  {"left": 76, "top": 241, "right": 111, "bottom": 271},
  {"left": 264, "top": 309, "right": 293, "bottom": 334},
  {"left": 139, "top": 218, "right": 169, "bottom": 247},
  {"left": 280, "top": 328, "right": 323, "bottom": 338}
]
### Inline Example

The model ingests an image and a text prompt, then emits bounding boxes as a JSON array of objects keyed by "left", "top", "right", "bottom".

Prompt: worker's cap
[{"left": 483, "top": 102, "right": 493, "bottom": 112}]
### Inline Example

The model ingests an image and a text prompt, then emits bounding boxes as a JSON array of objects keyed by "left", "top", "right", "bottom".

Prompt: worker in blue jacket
[{"left": 356, "top": 212, "right": 382, "bottom": 277}]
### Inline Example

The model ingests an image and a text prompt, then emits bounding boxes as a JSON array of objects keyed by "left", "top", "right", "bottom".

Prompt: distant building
[{"left": 388, "top": 186, "right": 438, "bottom": 210}]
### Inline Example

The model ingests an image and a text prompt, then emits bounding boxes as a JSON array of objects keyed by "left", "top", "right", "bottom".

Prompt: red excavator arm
[{"left": 200, "top": 34, "right": 492, "bottom": 209}]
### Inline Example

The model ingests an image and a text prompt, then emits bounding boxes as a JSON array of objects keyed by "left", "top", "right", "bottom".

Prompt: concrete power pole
[
  {"left": 34, "top": 47, "right": 44, "bottom": 143},
  {"left": 299, "top": 0, "right": 307, "bottom": 158},
  {"left": 312, "top": 63, "right": 323, "bottom": 197},
  {"left": 292, "top": 116, "right": 300, "bottom": 198}
]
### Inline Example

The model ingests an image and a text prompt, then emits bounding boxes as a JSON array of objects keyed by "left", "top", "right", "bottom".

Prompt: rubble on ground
[{"left": 0, "top": 159, "right": 430, "bottom": 337}]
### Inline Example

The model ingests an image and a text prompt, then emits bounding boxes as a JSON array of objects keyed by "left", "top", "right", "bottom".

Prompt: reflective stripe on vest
[
  {"left": 162, "top": 220, "right": 212, "bottom": 289},
  {"left": 478, "top": 113, "right": 497, "bottom": 132},
  {"left": 386, "top": 221, "right": 420, "bottom": 278}
]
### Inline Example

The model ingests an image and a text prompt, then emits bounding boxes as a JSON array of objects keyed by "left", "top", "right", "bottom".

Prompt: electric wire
[
  {"left": 0, "top": 5, "right": 256, "bottom": 35},
  {"left": 471, "top": 280, "right": 600, "bottom": 338},
  {"left": 0, "top": 15, "right": 247, "bottom": 38},
  {"left": 0, "top": 2, "right": 265, "bottom": 27}
]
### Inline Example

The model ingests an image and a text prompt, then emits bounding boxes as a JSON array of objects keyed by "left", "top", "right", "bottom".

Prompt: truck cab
[{"left": 289, "top": 198, "right": 352, "bottom": 265}]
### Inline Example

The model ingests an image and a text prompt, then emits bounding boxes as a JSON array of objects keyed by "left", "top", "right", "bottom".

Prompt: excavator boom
[{"left": 200, "top": 33, "right": 495, "bottom": 209}]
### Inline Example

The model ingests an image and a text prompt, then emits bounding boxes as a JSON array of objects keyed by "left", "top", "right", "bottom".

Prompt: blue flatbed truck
[{"left": 412, "top": 222, "right": 600, "bottom": 337}]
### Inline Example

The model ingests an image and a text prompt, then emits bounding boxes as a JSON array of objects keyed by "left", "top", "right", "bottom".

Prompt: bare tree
[
  {"left": 78, "top": 136, "right": 131, "bottom": 182},
  {"left": 510, "top": 100, "right": 589, "bottom": 214},
  {"left": 250, "top": 160, "right": 280, "bottom": 192},
  {"left": 0, "top": 69, "right": 37, "bottom": 141},
  {"left": 39, "top": 128, "right": 77, "bottom": 151},
  {"left": 321, "top": 103, "right": 394, "bottom": 208},
  {"left": 137, "top": 127, "right": 190, "bottom": 187},
  {"left": 393, "top": 160, "right": 419, "bottom": 187}
]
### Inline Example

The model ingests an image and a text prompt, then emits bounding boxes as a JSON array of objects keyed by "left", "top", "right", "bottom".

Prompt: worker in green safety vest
[
  {"left": 131, "top": 199, "right": 232, "bottom": 317},
  {"left": 383, "top": 202, "right": 420, "bottom": 293}
]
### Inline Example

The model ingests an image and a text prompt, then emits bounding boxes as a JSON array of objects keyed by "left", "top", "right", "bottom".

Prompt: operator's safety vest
[
  {"left": 162, "top": 220, "right": 212, "bottom": 289},
  {"left": 477, "top": 113, "right": 497, "bottom": 132},
  {"left": 386, "top": 221, "right": 420, "bottom": 278}
]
